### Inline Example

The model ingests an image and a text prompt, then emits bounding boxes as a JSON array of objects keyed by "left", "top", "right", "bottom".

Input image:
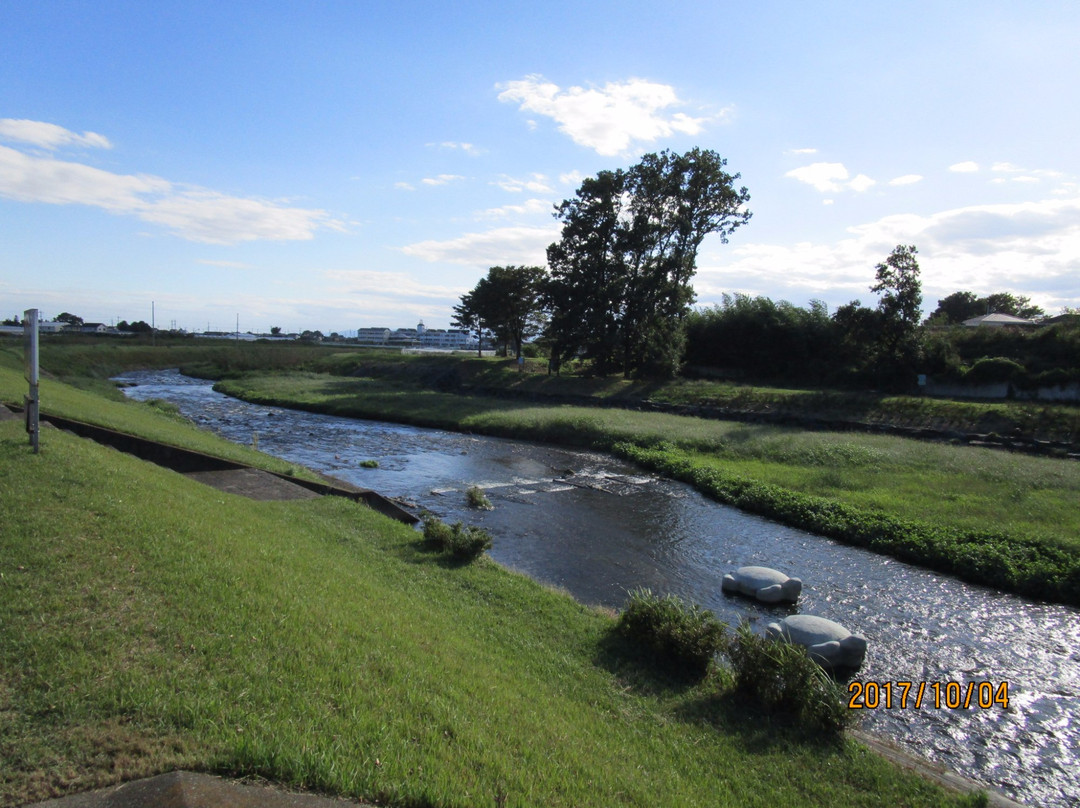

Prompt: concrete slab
[
  {"left": 28, "top": 771, "right": 370, "bottom": 808},
  {"left": 183, "top": 468, "right": 322, "bottom": 501}
]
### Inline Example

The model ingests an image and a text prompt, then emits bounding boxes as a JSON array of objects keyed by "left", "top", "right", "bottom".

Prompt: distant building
[
  {"left": 357, "top": 320, "right": 473, "bottom": 350},
  {"left": 356, "top": 327, "right": 392, "bottom": 345},
  {"left": 80, "top": 323, "right": 118, "bottom": 335}
]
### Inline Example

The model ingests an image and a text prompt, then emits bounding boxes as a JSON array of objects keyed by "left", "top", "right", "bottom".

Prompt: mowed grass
[{"left": 0, "top": 396, "right": 976, "bottom": 805}]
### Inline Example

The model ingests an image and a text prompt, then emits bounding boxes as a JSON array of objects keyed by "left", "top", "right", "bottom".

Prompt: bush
[
  {"left": 422, "top": 516, "right": 493, "bottom": 561},
  {"left": 725, "top": 622, "right": 855, "bottom": 734},
  {"left": 963, "top": 356, "right": 1026, "bottom": 385},
  {"left": 616, "top": 588, "right": 726, "bottom": 678}
]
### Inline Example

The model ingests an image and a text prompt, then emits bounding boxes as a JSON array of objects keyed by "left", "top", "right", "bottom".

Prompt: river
[{"left": 117, "top": 369, "right": 1079, "bottom": 807}]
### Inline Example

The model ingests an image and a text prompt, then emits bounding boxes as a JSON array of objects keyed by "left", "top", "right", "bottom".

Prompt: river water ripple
[{"left": 118, "top": 369, "right": 1079, "bottom": 807}]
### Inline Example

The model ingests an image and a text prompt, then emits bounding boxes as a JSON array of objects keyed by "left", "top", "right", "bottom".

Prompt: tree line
[{"left": 453, "top": 148, "right": 1075, "bottom": 389}]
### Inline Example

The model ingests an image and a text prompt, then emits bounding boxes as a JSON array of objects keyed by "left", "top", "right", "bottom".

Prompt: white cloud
[
  {"left": 421, "top": 174, "right": 465, "bottom": 186},
  {"left": 559, "top": 170, "right": 585, "bottom": 187},
  {"left": 786, "top": 148, "right": 818, "bottom": 155},
  {"left": 848, "top": 174, "right": 876, "bottom": 193},
  {"left": 493, "top": 173, "right": 554, "bottom": 194},
  {"left": 889, "top": 174, "right": 924, "bottom": 186},
  {"left": 401, "top": 224, "right": 559, "bottom": 267},
  {"left": 785, "top": 162, "right": 850, "bottom": 193},
  {"left": 497, "top": 75, "right": 711, "bottom": 156},
  {"left": 786, "top": 162, "right": 877, "bottom": 194},
  {"left": 0, "top": 118, "right": 112, "bottom": 150},
  {"left": 949, "top": 161, "right": 980, "bottom": 173},
  {"left": 0, "top": 141, "right": 342, "bottom": 244},
  {"left": 992, "top": 162, "right": 1024, "bottom": 174},
  {"left": 395, "top": 181, "right": 416, "bottom": 191}
]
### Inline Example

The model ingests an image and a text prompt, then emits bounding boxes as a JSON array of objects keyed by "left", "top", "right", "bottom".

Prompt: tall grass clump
[
  {"left": 724, "top": 622, "right": 855, "bottom": 735},
  {"left": 422, "top": 515, "right": 493, "bottom": 561},
  {"left": 616, "top": 588, "right": 727, "bottom": 679}
]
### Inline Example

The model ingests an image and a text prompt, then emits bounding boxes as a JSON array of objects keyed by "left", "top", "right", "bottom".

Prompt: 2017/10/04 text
[{"left": 847, "top": 681, "right": 1010, "bottom": 710}]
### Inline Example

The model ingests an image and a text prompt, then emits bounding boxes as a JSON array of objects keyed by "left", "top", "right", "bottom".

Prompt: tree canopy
[{"left": 545, "top": 148, "right": 750, "bottom": 378}]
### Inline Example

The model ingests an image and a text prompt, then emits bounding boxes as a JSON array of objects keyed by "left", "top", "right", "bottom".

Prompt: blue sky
[{"left": 2, "top": 1, "right": 1078, "bottom": 333}]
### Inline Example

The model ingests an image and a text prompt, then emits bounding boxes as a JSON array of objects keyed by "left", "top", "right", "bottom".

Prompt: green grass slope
[{"left": 0, "top": 360, "right": 980, "bottom": 806}]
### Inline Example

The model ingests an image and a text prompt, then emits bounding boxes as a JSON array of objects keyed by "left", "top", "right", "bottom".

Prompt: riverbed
[{"left": 118, "top": 369, "right": 1079, "bottom": 807}]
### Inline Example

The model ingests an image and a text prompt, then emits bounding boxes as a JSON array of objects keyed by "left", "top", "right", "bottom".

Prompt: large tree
[
  {"left": 545, "top": 148, "right": 751, "bottom": 378},
  {"left": 453, "top": 265, "right": 547, "bottom": 358}
]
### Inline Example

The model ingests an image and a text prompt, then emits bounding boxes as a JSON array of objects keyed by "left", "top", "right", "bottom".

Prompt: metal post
[{"left": 23, "top": 308, "right": 40, "bottom": 453}]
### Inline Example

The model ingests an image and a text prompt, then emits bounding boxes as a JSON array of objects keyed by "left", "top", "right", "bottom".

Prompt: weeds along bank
[
  {"left": 213, "top": 370, "right": 1080, "bottom": 607},
  {"left": 0, "top": 358, "right": 980, "bottom": 807}
]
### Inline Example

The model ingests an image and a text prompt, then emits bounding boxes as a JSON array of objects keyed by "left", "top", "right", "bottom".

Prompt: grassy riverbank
[
  {"left": 213, "top": 370, "right": 1080, "bottom": 606},
  {"left": 0, "top": 352, "right": 982, "bottom": 806}
]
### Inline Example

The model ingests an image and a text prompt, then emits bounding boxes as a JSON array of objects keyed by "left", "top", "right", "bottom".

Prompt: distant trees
[
  {"left": 453, "top": 265, "right": 547, "bottom": 358},
  {"left": 925, "top": 291, "right": 1045, "bottom": 325},
  {"left": 116, "top": 320, "right": 152, "bottom": 333},
  {"left": 545, "top": 148, "right": 751, "bottom": 378},
  {"left": 55, "top": 312, "right": 84, "bottom": 327},
  {"left": 683, "top": 295, "right": 836, "bottom": 381}
]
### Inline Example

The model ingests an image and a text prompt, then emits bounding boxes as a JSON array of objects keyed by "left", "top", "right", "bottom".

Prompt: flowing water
[{"left": 118, "top": 369, "right": 1079, "bottom": 807}]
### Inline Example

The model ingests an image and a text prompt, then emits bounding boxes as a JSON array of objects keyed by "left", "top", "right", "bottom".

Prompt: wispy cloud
[
  {"left": 949, "top": 161, "right": 980, "bottom": 173},
  {"left": 421, "top": 174, "right": 465, "bottom": 186},
  {"left": 321, "top": 269, "right": 463, "bottom": 301},
  {"left": 428, "top": 141, "right": 482, "bottom": 156},
  {"left": 196, "top": 259, "right": 255, "bottom": 269},
  {"left": 497, "top": 75, "right": 715, "bottom": 156},
  {"left": 493, "top": 173, "right": 553, "bottom": 194},
  {"left": 476, "top": 198, "right": 552, "bottom": 220},
  {"left": 0, "top": 123, "right": 344, "bottom": 245},
  {"left": 402, "top": 224, "right": 559, "bottom": 267},
  {"left": 889, "top": 174, "right": 924, "bottom": 186},
  {"left": 0, "top": 118, "right": 112, "bottom": 150}
]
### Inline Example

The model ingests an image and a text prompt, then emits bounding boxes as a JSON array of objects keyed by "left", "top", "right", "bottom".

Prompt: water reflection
[{"left": 118, "top": 369, "right": 1079, "bottom": 807}]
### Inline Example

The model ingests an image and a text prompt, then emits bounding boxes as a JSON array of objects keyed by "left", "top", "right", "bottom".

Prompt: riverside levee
[{"left": 118, "top": 368, "right": 1080, "bottom": 808}]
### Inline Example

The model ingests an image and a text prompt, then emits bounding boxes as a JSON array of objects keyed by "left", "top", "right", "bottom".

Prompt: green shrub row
[{"left": 613, "top": 442, "right": 1080, "bottom": 606}]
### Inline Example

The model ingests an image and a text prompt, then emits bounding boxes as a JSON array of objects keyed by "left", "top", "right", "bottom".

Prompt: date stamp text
[{"left": 848, "top": 680, "right": 1010, "bottom": 710}]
